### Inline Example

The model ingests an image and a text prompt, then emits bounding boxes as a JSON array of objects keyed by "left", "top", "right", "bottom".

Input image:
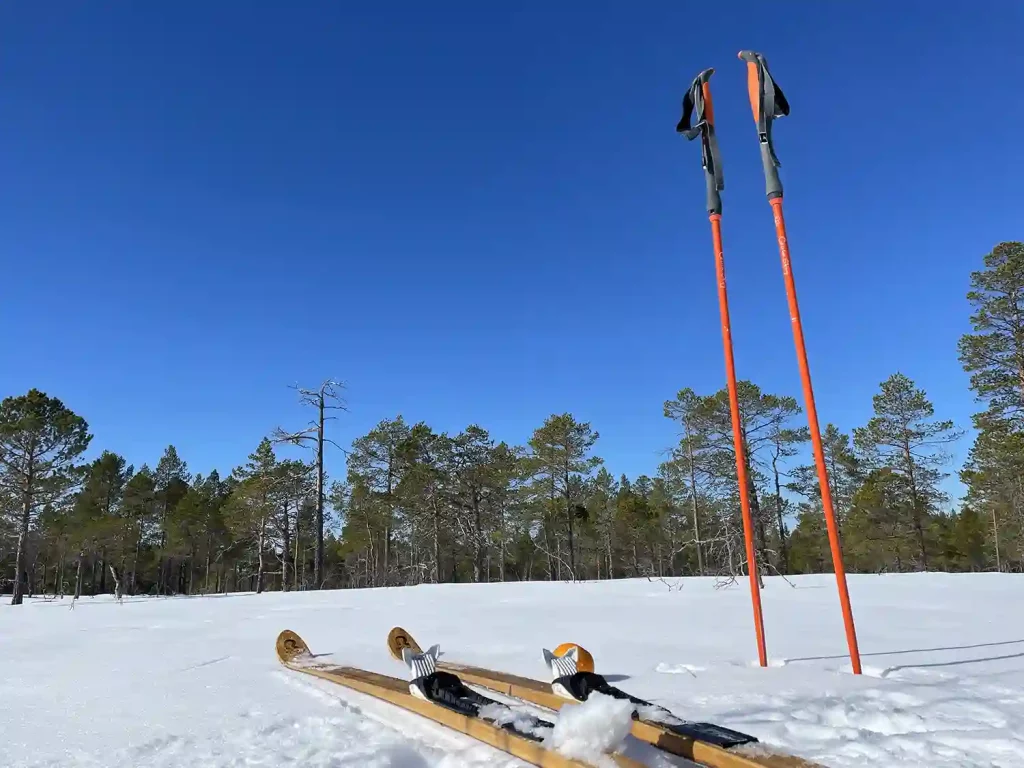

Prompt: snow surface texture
[
  {"left": 546, "top": 692, "right": 636, "bottom": 767},
  {"left": 2, "top": 573, "right": 1024, "bottom": 767}
]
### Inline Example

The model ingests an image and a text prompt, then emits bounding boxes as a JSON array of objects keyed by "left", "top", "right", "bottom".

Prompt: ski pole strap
[
  {"left": 737, "top": 50, "right": 790, "bottom": 200},
  {"left": 676, "top": 68, "right": 723, "bottom": 215}
]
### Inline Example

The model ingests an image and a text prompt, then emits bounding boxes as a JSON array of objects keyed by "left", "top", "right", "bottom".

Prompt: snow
[
  {"left": 2, "top": 573, "right": 1023, "bottom": 768},
  {"left": 546, "top": 692, "right": 635, "bottom": 766},
  {"left": 477, "top": 702, "right": 552, "bottom": 741}
]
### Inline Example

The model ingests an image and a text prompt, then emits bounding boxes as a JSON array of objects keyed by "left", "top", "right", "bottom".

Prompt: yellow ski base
[
  {"left": 386, "top": 627, "right": 826, "bottom": 768},
  {"left": 277, "top": 630, "right": 646, "bottom": 768}
]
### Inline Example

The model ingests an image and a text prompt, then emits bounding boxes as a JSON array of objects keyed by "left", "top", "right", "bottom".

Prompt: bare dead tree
[
  {"left": 108, "top": 563, "right": 124, "bottom": 602},
  {"left": 273, "top": 380, "right": 347, "bottom": 589}
]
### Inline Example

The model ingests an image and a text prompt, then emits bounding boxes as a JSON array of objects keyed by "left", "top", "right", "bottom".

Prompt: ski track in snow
[{"left": 2, "top": 573, "right": 1024, "bottom": 767}]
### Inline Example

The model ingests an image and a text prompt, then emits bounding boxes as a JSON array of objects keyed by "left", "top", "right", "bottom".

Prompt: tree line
[{"left": 2, "top": 242, "right": 1022, "bottom": 604}]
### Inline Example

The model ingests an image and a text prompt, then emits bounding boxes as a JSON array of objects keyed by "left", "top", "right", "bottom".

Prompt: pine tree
[
  {"left": 960, "top": 423, "right": 1024, "bottom": 571},
  {"left": 951, "top": 506, "right": 988, "bottom": 571},
  {"left": 153, "top": 446, "right": 190, "bottom": 594},
  {"left": 70, "top": 451, "right": 131, "bottom": 597},
  {"left": 853, "top": 373, "right": 962, "bottom": 569},
  {"left": 346, "top": 416, "right": 414, "bottom": 586},
  {"left": 586, "top": 468, "right": 619, "bottom": 579},
  {"left": 663, "top": 388, "right": 713, "bottom": 575},
  {"left": 846, "top": 468, "right": 915, "bottom": 572},
  {"left": 275, "top": 460, "right": 313, "bottom": 592},
  {"left": 121, "top": 466, "right": 158, "bottom": 594},
  {"left": 958, "top": 242, "right": 1024, "bottom": 429},
  {"left": 0, "top": 390, "right": 92, "bottom": 605},
  {"left": 788, "top": 424, "right": 861, "bottom": 572},
  {"left": 958, "top": 242, "right": 1024, "bottom": 570},
  {"left": 527, "top": 414, "right": 602, "bottom": 580},
  {"left": 226, "top": 438, "right": 279, "bottom": 594}
]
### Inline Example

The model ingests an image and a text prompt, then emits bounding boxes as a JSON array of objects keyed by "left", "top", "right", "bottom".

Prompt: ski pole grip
[
  {"left": 699, "top": 72, "right": 722, "bottom": 214},
  {"left": 737, "top": 51, "right": 784, "bottom": 200},
  {"left": 705, "top": 164, "right": 722, "bottom": 215},
  {"left": 760, "top": 143, "right": 783, "bottom": 200},
  {"left": 740, "top": 56, "right": 760, "bottom": 125}
]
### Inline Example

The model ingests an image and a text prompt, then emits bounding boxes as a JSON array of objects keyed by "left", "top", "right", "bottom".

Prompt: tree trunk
[
  {"left": 772, "top": 452, "right": 790, "bottom": 572},
  {"left": 902, "top": 438, "right": 928, "bottom": 569},
  {"left": 383, "top": 456, "right": 394, "bottom": 587},
  {"left": 472, "top": 492, "right": 484, "bottom": 583},
  {"left": 281, "top": 501, "right": 291, "bottom": 592},
  {"left": 685, "top": 421, "right": 705, "bottom": 576},
  {"left": 74, "top": 550, "right": 84, "bottom": 600},
  {"left": 563, "top": 465, "right": 576, "bottom": 576},
  {"left": 204, "top": 535, "right": 212, "bottom": 594},
  {"left": 256, "top": 522, "right": 266, "bottom": 595},
  {"left": 108, "top": 564, "right": 124, "bottom": 600},
  {"left": 605, "top": 530, "right": 613, "bottom": 580},
  {"left": 315, "top": 395, "right": 325, "bottom": 589},
  {"left": 992, "top": 506, "right": 1002, "bottom": 572},
  {"left": 432, "top": 497, "right": 441, "bottom": 584},
  {"left": 131, "top": 519, "right": 142, "bottom": 595},
  {"left": 11, "top": 469, "right": 34, "bottom": 606},
  {"left": 827, "top": 449, "right": 845, "bottom": 538},
  {"left": 546, "top": 477, "right": 556, "bottom": 580},
  {"left": 58, "top": 549, "right": 66, "bottom": 598},
  {"left": 498, "top": 501, "right": 507, "bottom": 582},
  {"left": 99, "top": 548, "right": 107, "bottom": 594},
  {"left": 40, "top": 550, "right": 50, "bottom": 599},
  {"left": 27, "top": 552, "right": 36, "bottom": 598},
  {"left": 293, "top": 509, "right": 301, "bottom": 590}
]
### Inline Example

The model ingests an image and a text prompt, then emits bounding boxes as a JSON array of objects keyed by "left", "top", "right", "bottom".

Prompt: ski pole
[
  {"left": 678, "top": 68, "right": 767, "bottom": 668},
  {"left": 737, "top": 50, "right": 862, "bottom": 675}
]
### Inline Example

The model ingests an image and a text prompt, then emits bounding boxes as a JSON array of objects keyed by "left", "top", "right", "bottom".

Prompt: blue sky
[{"left": 2, "top": 2, "right": 1021, "bottom": 501}]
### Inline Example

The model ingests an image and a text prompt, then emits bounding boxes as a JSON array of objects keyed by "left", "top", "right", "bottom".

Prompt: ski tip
[
  {"left": 276, "top": 630, "right": 310, "bottom": 664},
  {"left": 387, "top": 626, "right": 423, "bottom": 661},
  {"left": 553, "top": 642, "right": 595, "bottom": 673}
]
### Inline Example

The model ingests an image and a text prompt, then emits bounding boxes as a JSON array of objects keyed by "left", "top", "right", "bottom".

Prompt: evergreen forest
[{"left": 3, "top": 243, "right": 1022, "bottom": 604}]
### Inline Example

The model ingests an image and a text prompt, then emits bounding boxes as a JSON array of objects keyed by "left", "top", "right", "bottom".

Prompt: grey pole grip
[
  {"left": 760, "top": 142, "right": 783, "bottom": 200},
  {"left": 706, "top": 167, "right": 722, "bottom": 215}
]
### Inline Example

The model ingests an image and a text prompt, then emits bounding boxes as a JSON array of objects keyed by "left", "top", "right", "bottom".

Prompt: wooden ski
[
  {"left": 386, "top": 627, "right": 826, "bottom": 768},
  {"left": 275, "top": 630, "right": 647, "bottom": 768}
]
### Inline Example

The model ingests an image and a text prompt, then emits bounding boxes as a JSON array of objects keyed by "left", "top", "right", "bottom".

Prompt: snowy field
[{"left": 1, "top": 573, "right": 1023, "bottom": 768}]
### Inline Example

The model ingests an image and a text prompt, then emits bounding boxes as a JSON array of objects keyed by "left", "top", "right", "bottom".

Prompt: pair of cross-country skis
[{"left": 275, "top": 628, "right": 824, "bottom": 768}]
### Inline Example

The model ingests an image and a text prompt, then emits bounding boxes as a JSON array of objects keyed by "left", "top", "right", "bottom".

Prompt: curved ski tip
[
  {"left": 276, "top": 629, "right": 310, "bottom": 663},
  {"left": 387, "top": 626, "right": 423, "bottom": 660},
  {"left": 553, "top": 642, "right": 595, "bottom": 673}
]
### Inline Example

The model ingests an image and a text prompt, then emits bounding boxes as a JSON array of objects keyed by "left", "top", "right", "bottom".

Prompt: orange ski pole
[
  {"left": 678, "top": 69, "right": 767, "bottom": 668},
  {"left": 738, "top": 50, "right": 862, "bottom": 674}
]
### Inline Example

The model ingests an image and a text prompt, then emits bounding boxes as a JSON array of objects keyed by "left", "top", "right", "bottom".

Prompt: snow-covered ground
[{"left": 2, "top": 573, "right": 1023, "bottom": 768}]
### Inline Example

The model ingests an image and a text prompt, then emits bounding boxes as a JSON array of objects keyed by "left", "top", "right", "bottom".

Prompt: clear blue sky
[{"left": 2, "top": 2, "right": 1021, "bottom": 500}]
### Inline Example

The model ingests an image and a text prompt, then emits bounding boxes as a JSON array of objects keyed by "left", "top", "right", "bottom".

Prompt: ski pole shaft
[
  {"left": 737, "top": 50, "right": 862, "bottom": 675},
  {"left": 770, "top": 199, "right": 862, "bottom": 674},
  {"left": 679, "top": 68, "right": 767, "bottom": 667},
  {"left": 710, "top": 212, "right": 768, "bottom": 668}
]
